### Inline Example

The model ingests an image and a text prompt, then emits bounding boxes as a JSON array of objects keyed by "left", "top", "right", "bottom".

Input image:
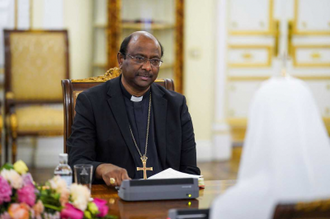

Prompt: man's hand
[{"left": 96, "top": 163, "right": 131, "bottom": 187}]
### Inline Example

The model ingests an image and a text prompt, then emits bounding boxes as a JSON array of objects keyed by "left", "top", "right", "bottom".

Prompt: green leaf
[
  {"left": 0, "top": 163, "right": 14, "bottom": 171},
  {"left": 43, "top": 204, "right": 63, "bottom": 212}
]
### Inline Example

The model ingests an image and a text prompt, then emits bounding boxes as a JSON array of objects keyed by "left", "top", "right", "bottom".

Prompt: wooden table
[{"left": 91, "top": 180, "right": 236, "bottom": 219}]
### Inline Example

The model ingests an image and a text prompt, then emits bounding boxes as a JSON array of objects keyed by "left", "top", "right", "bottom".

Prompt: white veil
[{"left": 210, "top": 76, "right": 330, "bottom": 219}]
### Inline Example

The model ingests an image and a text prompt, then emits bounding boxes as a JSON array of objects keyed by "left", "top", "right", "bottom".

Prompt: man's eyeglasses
[{"left": 127, "top": 54, "right": 163, "bottom": 67}]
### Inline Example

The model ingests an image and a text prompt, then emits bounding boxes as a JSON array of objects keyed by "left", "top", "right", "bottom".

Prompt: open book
[{"left": 149, "top": 168, "right": 205, "bottom": 188}]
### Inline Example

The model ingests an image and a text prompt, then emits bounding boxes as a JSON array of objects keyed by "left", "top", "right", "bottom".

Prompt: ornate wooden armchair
[
  {"left": 4, "top": 30, "right": 69, "bottom": 163},
  {"left": 272, "top": 199, "right": 330, "bottom": 219},
  {"left": 61, "top": 67, "right": 175, "bottom": 152}
]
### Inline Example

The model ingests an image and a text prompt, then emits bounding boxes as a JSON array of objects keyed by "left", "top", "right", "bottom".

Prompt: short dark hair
[{"left": 119, "top": 34, "right": 164, "bottom": 58}]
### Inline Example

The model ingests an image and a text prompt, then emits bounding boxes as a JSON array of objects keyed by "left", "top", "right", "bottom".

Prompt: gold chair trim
[
  {"left": 72, "top": 67, "right": 121, "bottom": 83},
  {"left": 295, "top": 199, "right": 330, "bottom": 212}
]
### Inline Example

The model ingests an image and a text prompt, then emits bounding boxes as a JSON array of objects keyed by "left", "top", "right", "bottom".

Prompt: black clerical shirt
[{"left": 120, "top": 81, "right": 163, "bottom": 179}]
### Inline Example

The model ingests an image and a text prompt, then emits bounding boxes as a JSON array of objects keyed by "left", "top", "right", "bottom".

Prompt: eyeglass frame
[{"left": 126, "top": 54, "right": 163, "bottom": 67}]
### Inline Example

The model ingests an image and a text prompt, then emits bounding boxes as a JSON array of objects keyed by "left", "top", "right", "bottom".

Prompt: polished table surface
[{"left": 91, "top": 180, "right": 236, "bottom": 219}]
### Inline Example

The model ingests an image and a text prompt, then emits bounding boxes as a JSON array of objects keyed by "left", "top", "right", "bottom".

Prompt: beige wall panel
[
  {"left": 93, "top": 0, "right": 107, "bottom": 25},
  {"left": 122, "top": 0, "right": 175, "bottom": 23},
  {"left": 63, "top": 0, "right": 93, "bottom": 79},
  {"left": 229, "top": 0, "right": 271, "bottom": 33},
  {"left": 31, "top": 0, "right": 43, "bottom": 29},
  {"left": 227, "top": 81, "right": 262, "bottom": 118},
  {"left": 93, "top": 28, "right": 107, "bottom": 65},
  {"left": 296, "top": 0, "right": 330, "bottom": 32},
  {"left": 184, "top": 0, "right": 216, "bottom": 140}
]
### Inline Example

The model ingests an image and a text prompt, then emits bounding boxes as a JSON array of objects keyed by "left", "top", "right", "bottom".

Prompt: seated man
[{"left": 68, "top": 31, "right": 200, "bottom": 187}]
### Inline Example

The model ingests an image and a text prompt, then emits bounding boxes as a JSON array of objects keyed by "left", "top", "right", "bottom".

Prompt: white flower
[
  {"left": 70, "top": 183, "right": 90, "bottom": 211},
  {"left": 1, "top": 169, "right": 23, "bottom": 189},
  {"left": 49, "top": 176, "right": 68, "bottom": 194}
]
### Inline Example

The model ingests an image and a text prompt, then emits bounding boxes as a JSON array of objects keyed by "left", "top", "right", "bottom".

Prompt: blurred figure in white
[{"left": 210, "top": 76, "right": 330, "bottom": 219}]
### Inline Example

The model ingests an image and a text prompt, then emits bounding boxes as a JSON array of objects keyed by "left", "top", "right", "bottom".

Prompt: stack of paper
[{"left": 149, "top": 168, "right": 205, "bottom": 189}]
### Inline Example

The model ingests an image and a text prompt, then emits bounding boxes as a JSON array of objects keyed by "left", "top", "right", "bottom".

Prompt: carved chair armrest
[
  {"left": 4, "top": 92, "right": 17, "bottom": 131},
  {"left": 5, "top": 91, "right": 16, "bottom": 114}
]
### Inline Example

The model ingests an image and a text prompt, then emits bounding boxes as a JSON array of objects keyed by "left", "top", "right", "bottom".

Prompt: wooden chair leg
[
  {"left": 11, "top": 131, "right": 17, "bottom": 163},
  {"left": 31, "top": 137, "right": 37, "bottom": 167},
  {"left": 5, "top": 128, "right": 9, "bottom": 163},
  {"left": 8, "top": 114, "right": 18, "bottom": 163}
]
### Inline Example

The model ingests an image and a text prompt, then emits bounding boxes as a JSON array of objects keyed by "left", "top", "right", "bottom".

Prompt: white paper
[{"left": 148, "top": 168, "right": 202, "bottom": 179}]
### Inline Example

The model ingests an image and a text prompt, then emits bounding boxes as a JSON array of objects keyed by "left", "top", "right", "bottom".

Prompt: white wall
[
  {"left": 184, "top": 0, "right": 217, "bottom": 161},
  {"left": 63, "top": 0, "right": 93, "bottom": 79}
]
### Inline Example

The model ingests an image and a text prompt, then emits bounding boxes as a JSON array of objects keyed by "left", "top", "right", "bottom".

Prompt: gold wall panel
[
  {"left": 228, "top": 45, "right": 272, "bottom": 67},
  {"left": 292, "top": 45, "right": 330, "bottom": 67}
]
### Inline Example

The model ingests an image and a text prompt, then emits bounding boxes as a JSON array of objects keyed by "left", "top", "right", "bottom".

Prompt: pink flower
[
  {"left": 8, "top": 203, "right": 30, "bottom": 219},
  {"left": 17, "top": 185, "right": 36, "bottom": 207},
  {"left": 60, "top": 189, "right": 70, "bottom": 206},
  {"left": 93, "top": 198, "right": 109, "bottom": 217},
  {"left": 0, "top": 176, "right": 12, "bottom": 204},
  {"left": 60, "top": 203, "right": 84, "bottom": 219},
  {"left": 22, "top": 173, "right": 34, "bottom": 186},
  {"left": 32, "top": 200, "right": 44, "bottom": 217},
  {"left": 0, "top": 212, "right": 11, "bottom": 219}
]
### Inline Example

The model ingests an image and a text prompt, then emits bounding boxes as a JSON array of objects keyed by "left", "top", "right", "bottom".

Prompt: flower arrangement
[{"left": 0, "top": 160, "right": 115, "bottom": 219}]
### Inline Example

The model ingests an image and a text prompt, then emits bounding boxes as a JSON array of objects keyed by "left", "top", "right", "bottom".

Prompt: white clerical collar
[{"left": 130, "top": 95, "right": 143, "bottom": 102}]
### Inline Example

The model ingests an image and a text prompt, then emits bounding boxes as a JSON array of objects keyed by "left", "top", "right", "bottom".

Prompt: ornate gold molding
[
  {"left": 295, "top": 199, "right": 330, "bottom": 211},
  {"left": 72, "top": 67, "right": 121, "bottom": 83},
  {"left": 107, "top": 0, "right": 121, "bottom": 69},
  {"left": 122, "top": 23, "right": 174, "bottom": 30},
  {"left": 174, "top": 0, "right": 184, "bottom": 94}
]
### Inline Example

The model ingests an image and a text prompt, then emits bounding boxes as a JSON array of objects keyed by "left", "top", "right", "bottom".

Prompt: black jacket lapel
[
  {"left": 151, "top": 84, "right": 167, "bottom": 168},
  {"left": 106, "top": 77, "right": 137, "bottom": 162}
]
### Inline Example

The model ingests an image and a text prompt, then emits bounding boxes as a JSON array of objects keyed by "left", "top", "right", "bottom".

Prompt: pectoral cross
[{"left": 137, "top": 155, "right": 153, "bottom": 179}]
